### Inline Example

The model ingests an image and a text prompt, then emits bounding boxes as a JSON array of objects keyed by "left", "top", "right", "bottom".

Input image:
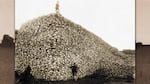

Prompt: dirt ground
[
  {"left": 136, "top": 45, "right": 150, "bottom": 84},
  {"left": 15, "top": 71, "right": 134, "bottom": 84},
  {"left": 0, "top": 47, "right": 14, "bottom": 84}
]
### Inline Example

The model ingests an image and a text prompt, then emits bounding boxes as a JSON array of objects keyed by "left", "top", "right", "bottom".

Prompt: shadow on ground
[{"left": 15, "top": 67, "right": 134, "bottom": 84}]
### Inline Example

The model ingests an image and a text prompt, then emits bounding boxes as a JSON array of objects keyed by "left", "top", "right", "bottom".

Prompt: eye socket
[{"left": 48, "top": 24, "right": 52, "bottom": 27}]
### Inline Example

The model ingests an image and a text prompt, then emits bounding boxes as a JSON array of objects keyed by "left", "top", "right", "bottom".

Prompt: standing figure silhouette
[{"left": 70, "top": 63, "right": 79, "bottom": 81}]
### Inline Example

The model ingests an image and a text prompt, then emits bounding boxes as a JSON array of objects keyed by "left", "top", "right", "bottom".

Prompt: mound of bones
[{"left": 15, "top": 13, "right": 135, "bottom": 81}]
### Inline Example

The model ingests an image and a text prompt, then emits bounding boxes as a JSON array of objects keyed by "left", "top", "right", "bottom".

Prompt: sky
[
  {"left": 136, "top": 0, "right": 150, "bottom": 44},
  {"left": 15, "top": 0, "right": 135, "bottom": 50},
  {"left": 0, "top": 0, "right": 14, "bottom": 43}
]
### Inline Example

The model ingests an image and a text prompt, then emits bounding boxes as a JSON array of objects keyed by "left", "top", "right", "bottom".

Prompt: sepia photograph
[
  {"left": 15, "top": 0, "right": 135, "bottom": 84},
  {"left": 136, "top": 0, "right": 150, "bottom": 84},
  {"left": 0, "top": 0, "right": 15, "bottom": 84},
  {"left": 2, "top": 0, "right": 150, "bottom": 84}
]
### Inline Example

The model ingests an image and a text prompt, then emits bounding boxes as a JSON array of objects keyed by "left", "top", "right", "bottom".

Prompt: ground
[
  {"left": 15, "top": 64, "right": 134, "bottom": 84},
  {"left": 0, "top": 46, "right": 14, "bottom": 84},
  {"left": 136, "top": 45, "right": 150, "bottom": 84},
  {"left": 15, "top": 72, "right": 134, "bottom": 84}
]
